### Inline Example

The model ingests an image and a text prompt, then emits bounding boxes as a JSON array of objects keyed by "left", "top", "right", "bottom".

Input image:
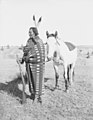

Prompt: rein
[{"left": 56, "top": 38, "right": 60, "bottom": 46}]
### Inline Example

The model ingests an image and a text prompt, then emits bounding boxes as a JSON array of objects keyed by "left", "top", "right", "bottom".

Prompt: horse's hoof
[
  {"left": 55, "top": 85, "right": 59, "bottom": 89},
  {"left": 67, "top": 89, "right": 69, "bottom": 93},
  {"left": 64, "top": 89, "right": 69, "bottom": 93},
  {"left": 70, "top": 82, "right": 74, "bottom": 86}
]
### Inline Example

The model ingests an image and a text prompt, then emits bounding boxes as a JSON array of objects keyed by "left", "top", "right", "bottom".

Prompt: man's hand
[{"left": 16, "top": 58, "right": 24, "bottom": 64}]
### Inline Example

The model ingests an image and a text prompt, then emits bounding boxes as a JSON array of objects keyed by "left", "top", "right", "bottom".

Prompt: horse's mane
[{"left": 47, "top": 33, "right": 76, "bottom": 52}]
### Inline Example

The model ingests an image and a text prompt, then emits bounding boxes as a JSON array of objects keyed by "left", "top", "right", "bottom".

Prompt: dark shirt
[
  {"left": 23, "top": 37, "right": 37, "bottom": 56},
  {"left": 23, "top": 36, "right": 45, "bottom": 63}
]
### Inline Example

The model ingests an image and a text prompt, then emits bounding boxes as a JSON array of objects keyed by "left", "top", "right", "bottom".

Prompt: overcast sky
[{"left": 0, "top": 0, "right": 93, "bottom": 46}]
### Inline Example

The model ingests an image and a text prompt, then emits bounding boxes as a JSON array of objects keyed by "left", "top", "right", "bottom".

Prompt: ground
[{"left": 0, "top": 46, "right": 93, "bottom": 120}]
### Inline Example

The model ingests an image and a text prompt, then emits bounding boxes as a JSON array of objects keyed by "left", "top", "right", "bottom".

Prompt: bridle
[{"left": 44, "top": 34, "right": 60, "bottom": 62}]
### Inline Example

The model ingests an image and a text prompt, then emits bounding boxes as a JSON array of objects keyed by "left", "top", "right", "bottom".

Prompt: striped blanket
[{"left": 25, "top": 37, "right": 45, "bottom": 97}]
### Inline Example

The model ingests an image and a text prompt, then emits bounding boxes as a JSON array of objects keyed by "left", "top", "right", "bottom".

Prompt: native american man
[{"left": 20, "top": 27, "right": 45, "bottom": 103}]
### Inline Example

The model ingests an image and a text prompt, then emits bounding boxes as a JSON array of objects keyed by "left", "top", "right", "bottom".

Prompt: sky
[{"left": 0, "top": 0, "right": 93, "bottom": 46}]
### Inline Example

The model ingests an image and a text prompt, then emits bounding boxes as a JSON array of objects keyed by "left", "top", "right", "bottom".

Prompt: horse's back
[{"left": 65, "top": 42, "right": 76, "bottom": 51}]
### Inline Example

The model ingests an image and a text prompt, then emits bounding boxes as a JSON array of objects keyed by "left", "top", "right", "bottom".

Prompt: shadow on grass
[
  {"left": 44, "top": 77, "right": 61, "bottom": 91},
  {"left": 0, "top": 76, "right": 61, "bottom": 103},
  {"left": 0, "top": 74, "right": 30, "bottom": 104},
  {"left": 44, "top": 85, "right": 56, "bottom": 91},
  {"left": 44, "top": 77, "right": 51, "bottom": 82}
]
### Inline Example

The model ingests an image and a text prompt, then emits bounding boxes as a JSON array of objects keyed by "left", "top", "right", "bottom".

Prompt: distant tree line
[{"left": 0, "top": 44, "right": 10, "bottom": 51}]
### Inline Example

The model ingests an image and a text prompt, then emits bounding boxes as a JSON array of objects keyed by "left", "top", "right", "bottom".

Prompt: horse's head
[{"left": 45, "top": 31, "right": 60, "bottom": 61}]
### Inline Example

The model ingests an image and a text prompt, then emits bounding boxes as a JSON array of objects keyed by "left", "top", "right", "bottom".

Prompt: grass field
[{"left": 0, "top": 46, "right": 93, "bottom": 120}]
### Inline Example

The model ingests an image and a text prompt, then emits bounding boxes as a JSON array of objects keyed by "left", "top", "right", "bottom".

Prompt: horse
[{"left": 45, "top": 31, "right": 77, "bottom": 92}]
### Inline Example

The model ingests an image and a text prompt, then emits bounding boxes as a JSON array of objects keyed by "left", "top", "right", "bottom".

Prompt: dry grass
[{"left": 0, "top": 46, "right": 93, "bottom": 120}]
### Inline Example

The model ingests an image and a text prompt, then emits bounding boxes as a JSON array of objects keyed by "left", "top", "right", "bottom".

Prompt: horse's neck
[{"left": 60, "top": 40, "right": 69, "bottom": 52}]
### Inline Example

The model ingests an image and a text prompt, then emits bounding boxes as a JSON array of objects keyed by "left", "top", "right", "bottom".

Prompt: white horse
[{"left": 45, "top": 31, "right": 77, "bottom": 92}]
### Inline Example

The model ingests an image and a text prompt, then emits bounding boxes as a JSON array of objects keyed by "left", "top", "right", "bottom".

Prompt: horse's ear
[
  {"left": 55, "top": 31, "right": 58, "bottom": 38},
  {"left": 46, "top": 31, "right": 49, "bottom": 38}
]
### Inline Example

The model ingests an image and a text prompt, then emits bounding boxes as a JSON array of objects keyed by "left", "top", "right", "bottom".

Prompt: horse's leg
[
  {"left": 64, "top": 64, "right": 69, "bottom": 92},
  {"left": 70, "top": 63, "right": 75, "bottom": 86},
  {"left": 72, "top": 63, "right": 75, "bottom": 83},
  {"left": 73, "top": 69, "right": 75, "bottom": 81},
  {"left": 53, "top": 63, "right": 59, "bottom": 88},
  {"left": 67, "top": 65, "right": 70, "bottom": 84}
]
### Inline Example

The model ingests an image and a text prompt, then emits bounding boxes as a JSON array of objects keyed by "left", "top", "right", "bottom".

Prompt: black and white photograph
[{"left": 0, "top": 0, "right": 93, "bottom": 120}]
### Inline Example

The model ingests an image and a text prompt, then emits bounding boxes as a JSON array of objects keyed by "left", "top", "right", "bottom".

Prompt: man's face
[{"left": 29, "top": 29, "right": 35, "bottom": 38}]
